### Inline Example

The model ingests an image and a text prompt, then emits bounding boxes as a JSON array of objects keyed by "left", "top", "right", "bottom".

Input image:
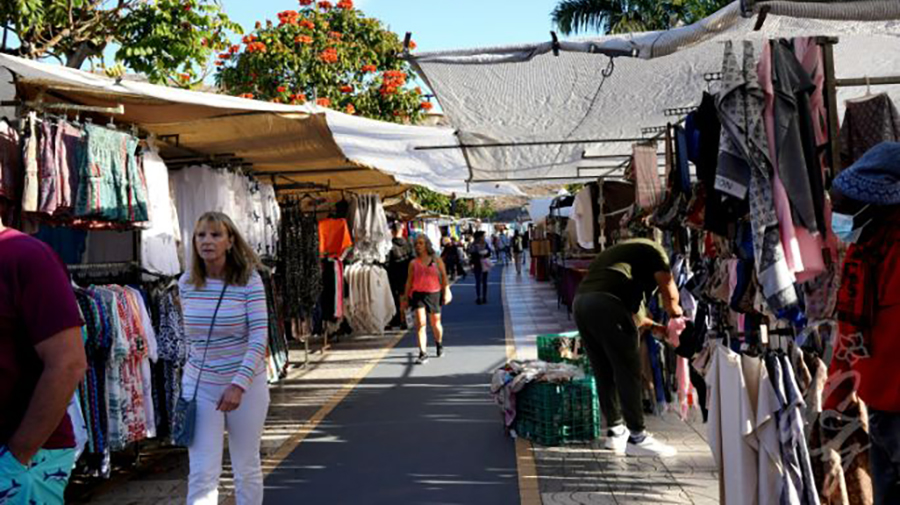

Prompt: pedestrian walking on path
[
  {"left": 0, "top": 210, "right": 87, "bottom": 505},
  {"left": 467, "top": 231, "right": 493, "bottom": 305},
  {"left": 405, "top": 234, "right": 449, "bottom": 364},
  {"left": 179, "top": 212, "right": 270, "bottom": 505},
  {"left": 573, "top": 238, "right": 684, "bottom": 458},
  {"left": 511, "top": 231, "right": 524, "bottom": 275},
  {"left": 387, "top": 222, "right": 413, "bottom": 330}
]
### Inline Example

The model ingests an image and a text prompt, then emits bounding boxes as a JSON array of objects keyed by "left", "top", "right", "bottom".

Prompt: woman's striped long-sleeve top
[{"left": 179, "top": 271, "right": 269, "bottom": 392}]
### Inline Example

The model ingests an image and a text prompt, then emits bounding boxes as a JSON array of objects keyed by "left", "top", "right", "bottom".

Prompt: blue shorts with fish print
[{"left": 0, "top": 446, "right": 75, "bottom": 505}]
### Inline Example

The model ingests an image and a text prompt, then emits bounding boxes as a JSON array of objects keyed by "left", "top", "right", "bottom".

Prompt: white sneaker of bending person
[
  {"left": 625, "top": 433, "right": 678, "bottom": 458},
  {"left": 603, "top": 425, "right": 628, "bottom": 455}
]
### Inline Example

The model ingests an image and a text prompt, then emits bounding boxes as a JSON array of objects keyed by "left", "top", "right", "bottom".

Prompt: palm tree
[{"left": 551, "top": 0, "right": 731, "bottom": 35}]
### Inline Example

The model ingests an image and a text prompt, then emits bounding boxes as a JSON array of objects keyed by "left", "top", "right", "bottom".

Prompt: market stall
[{"left": 415, "top": 3, "right": 900, "bottom": 501}]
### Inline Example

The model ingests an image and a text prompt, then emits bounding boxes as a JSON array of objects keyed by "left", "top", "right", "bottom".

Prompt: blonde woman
[
  {"left": 405, "top": 234, "right": 449, "bottom": 364},
  {"left": 179, "top": 212, "right": 270, "bottom": 505}
]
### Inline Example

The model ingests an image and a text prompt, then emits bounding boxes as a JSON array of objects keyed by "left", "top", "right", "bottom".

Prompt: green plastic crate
[
  {"left": 514, "top": 376, "right": 601, "bottom": 446},
  {"left": 536, "top": 332, "right": 592, "bottom": 373}
]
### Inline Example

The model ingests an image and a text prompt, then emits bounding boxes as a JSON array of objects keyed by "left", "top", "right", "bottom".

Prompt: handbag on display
[{"left": 172, "top": 283, "right": 228, "bottom": 447}]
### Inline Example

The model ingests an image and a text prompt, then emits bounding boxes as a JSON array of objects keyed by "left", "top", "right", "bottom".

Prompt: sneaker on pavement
[
  {"left": 626, "top": 434, "right": 677, "bottom": 458},
  {"left": 416, "top": 352, "right": 430, "bottom": 365},
  {"left": 603, "top": 431, "right": 628, "bottom": 455},
  {"left": 436, "top": 344, "right": 445, "bottom": 358}
]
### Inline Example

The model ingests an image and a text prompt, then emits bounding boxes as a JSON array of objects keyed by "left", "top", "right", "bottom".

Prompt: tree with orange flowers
[{"left": 216, "top": 0, "right": 429, "bottom": 123}]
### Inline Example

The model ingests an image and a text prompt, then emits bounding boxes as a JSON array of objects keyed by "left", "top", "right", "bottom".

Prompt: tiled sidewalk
[{"left": 502, "top": 259, "right": 720, "bottom": 505}]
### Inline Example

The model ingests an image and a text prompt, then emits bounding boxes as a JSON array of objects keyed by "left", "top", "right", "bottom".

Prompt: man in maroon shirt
[{"left": 0, "top": 208, "right": 87, "bottom": 504}]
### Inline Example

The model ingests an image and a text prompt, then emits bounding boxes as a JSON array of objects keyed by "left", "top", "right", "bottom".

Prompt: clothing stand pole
[{"left": 818, "top": 36, "right": 842, "bottom": 180}]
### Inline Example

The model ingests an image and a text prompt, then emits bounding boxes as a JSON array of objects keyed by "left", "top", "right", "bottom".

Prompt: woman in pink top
[{"left": 405, "top": 234, "right": 449, "bottom": 364}]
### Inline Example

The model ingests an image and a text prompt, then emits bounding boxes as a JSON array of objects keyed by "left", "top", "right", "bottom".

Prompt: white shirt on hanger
[{"left": 572, "top": 186, "right": 594, "bottom": 250}]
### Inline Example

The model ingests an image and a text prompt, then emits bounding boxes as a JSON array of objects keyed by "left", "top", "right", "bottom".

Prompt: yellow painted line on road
[
  {"left": 260, "top": 330, "right": 407, "bottom": 477},
  {"left": 501, "top": 270, "right": 542, "bottom": 505}
]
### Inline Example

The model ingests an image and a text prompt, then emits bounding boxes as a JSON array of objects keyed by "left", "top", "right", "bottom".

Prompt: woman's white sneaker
[{"left": 625, "top": 435, "right": 678, "bottom": 458}]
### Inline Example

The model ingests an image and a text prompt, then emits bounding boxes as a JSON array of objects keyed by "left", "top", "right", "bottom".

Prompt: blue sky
[{"left": 222, "top": 0, "right": 565, "bottom": 52}]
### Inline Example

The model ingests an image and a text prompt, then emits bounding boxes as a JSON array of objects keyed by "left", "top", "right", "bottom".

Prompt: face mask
[{"left": 832, "top": 205, "right": 871, "bottom": 244}]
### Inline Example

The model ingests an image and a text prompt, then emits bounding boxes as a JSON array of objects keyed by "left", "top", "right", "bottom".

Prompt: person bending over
[{"left": 573, "top": 238, "right": 682, "bottom": 458}]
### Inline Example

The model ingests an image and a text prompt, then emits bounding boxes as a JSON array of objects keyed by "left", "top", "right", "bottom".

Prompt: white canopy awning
[
  {"left": 409, "top": 0, "right": 900, "bottom": 183},
  {"left": 0, "top": 54, "right": 521, "bottom": 197}
]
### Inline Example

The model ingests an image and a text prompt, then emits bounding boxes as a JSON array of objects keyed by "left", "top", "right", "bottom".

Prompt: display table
[{"left": 558, "top": 260, "right": 592, "bottom": 310}]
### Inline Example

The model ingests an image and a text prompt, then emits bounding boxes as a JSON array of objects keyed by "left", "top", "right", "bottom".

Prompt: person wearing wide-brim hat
[{"left": 826, "top": 141, "right": 900, "bottom": 505}]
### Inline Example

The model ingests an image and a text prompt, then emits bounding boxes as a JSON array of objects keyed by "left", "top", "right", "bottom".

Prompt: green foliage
[
  {"left": 116, "top": 0, "right": 242, "bottom": 86},
  {"left": 1, "top": 0, "right": 240, "bottom": 85},
  {"left": 551, "top": 0, "right": 731, "bottom": 35},
  {"left": 215, "top": 1, "right": 427, "bottom": 123},
  {"left": 410, "top": 186, "right": 451, "bottom": 215},
  {"left": 408, "top": 187, "right": 497, "bottom": 220}
]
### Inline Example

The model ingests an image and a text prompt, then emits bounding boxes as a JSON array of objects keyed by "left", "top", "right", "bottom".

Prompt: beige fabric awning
[{"left": 0, "top": 54, "right": 521, "bottom": 199}]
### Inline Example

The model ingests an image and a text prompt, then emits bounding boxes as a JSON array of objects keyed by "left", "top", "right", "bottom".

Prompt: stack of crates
[{"left": 514, "top": 332, "right": 600, "bottom": 446}]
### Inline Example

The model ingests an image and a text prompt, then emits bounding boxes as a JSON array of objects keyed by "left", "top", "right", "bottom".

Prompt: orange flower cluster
[
  {"left": 379, "top": 70, "right": 406, "bottom": 96},
  {"left": 317, "top": 97, "right": 332, "bottom": 107},
  {"left": 239, "top": 93, "right": 255, "bottom": 99},
  {"left": 246, "top": 41, "right": 267, "bottom": 53},
  {"left": 409, "top": 40, "right": 417, "bottom": 50},
  {"left": 277, "top": 86, "right": 287, "bottom": 93},
  {"left": 319, "top": 47, "right": 338, "bottom": 63},
  {"left": 340, "top": 85, "right": 353, "bottom": 93},
  {"left": 299, "top": 0, "right": 313, "bottom": 5},
  {"left": 299, "top": 19, "right": 315, "bottom": 30},
  {"left": 345, "top": 103, "right": 356, "bottom": 114},
  {"left": 318, "top": 1, "right": 333, "bottom": 10},
  {"left": 295, "top": 35, "right": 313, "bottom": 44},
  {"left": 383, "top": 70, "right": 407, "bottom": 86},
  {"left": 230, "top": 45, "right": 240, "bottom": 54},
  {"left": 179, "top": 73, "right": 191, "bottom": 81},
  {"left": 278, "top": 10, "right": 300, "bottom": 26},
  {"left": 420, "top": 101, "right": 433, "bottom": 111},
  {"left": 242, "top": 35, "right": 257, "bottom": 44},
  {"left": 361, "top": 64, "right": 377, "bottom": 73},
  {"left": 217, "top": 52, "right": 231, "bottom": 59},
  {"left": 337, "top": 0, "right": 353, "bottom": 9},
  {"left": 214, "top": 60, "right": 224, "bottom": 66},
  {"left": 289, "top": 93, "right": 307, "bottom": 103},
  {"left": 328, "top": 31, "right": 343, "bottom": 40}
]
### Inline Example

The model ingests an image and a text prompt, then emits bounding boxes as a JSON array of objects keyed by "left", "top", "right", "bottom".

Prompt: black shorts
[{"left": 410, "top": 291, "right": 442, "bottom": 314}]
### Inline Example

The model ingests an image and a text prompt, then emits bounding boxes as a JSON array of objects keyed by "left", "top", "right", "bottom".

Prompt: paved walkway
[
  {"left": 501, "top": 261, "right": 719, "bottom": 505},
  {"left": 264, "top": 266, "right": 519, "bottom": 504},
  {"left": 69, "top": 260, "right": 719, "bottom": 505}
]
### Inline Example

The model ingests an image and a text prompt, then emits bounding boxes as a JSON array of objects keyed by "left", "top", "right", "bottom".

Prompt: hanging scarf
[{"left": 717, "top": 41, "right": 797, "bottom": 312}]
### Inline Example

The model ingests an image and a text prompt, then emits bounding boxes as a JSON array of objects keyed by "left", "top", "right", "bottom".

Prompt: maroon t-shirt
[{"left": 0, "top": 228, "right": 84, "bottom": 449}]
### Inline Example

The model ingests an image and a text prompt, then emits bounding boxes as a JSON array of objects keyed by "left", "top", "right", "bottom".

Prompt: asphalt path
[{"left": 264, "top": 266, "right": 519, "bottom": 505}]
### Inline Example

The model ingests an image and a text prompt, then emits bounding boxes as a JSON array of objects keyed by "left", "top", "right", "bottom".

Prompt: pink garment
[
  {"left": 667, "top": 317, "right": 688, "bottom": 347},
  {"left": 335, "top": 260, "right": 344, "bottom": 319},
  {"left": 792, "top": 37, "right": 828, "bottom": 282},
  {"left": 677, "top": 358, "right": 691, "bottom": 419},
  {"left": 758, "top": 42, "right": 805, "bottom": 276},
  {"left": 665, "top": 317, "right": 692, "bottom": 419},
  {"left": 410, "top": 258, "right": 442, "bottom": 293},
  {"left": 632, "top": 143, "right": 662, "bottom": 209}
]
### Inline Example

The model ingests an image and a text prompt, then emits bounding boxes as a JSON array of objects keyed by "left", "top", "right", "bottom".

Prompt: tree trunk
[{"left": 66, "top": 43, "right": 95, "bottom": 69}]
